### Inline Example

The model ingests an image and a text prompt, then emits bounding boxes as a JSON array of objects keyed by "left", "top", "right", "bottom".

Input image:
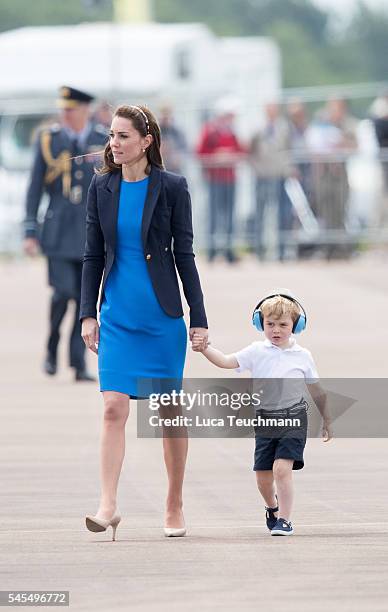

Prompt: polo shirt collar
[{"left": 263, "top": 337, "right": 302, "bottom": 352}]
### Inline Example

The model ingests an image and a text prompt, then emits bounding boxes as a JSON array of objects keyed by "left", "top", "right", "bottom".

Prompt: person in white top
[{"left": 192, "top": 290, "right": 332, "bottom": 536}]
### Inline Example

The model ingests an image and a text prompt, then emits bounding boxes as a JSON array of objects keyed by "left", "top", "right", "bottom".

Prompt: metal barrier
[
  {"left": 1, "top": 149, "right": 388, "bottom": 259},
  {"left": 189, "top": 150, "right": 388, "bottom": 260}
]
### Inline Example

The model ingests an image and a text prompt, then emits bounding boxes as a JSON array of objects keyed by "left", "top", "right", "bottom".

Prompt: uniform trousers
[{"left": 47, "top": 257, "right": 85, "bottom": 370}]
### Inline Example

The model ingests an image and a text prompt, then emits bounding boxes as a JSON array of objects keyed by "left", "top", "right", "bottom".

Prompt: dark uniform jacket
[
  {"left": 24, "top": 123, "right": 108, "bottom": 260},
  {"left": 80, "top": 166, "right": 208, "bottom": 329}
]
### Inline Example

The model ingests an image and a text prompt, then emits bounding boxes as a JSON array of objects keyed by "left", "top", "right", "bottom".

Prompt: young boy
[{"left": 192, "top": 289, "right": 331, "bottom": 536}]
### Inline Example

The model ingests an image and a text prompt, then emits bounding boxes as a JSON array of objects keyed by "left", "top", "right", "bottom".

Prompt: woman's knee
[{"left": 103, "top": 394, "right": 129, "bottom": 423}]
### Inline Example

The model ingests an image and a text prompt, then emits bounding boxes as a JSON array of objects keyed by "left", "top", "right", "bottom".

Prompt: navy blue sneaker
[
  {"left": 271, "top": 518, "right": 294, "bottom": 536},
  {"left": 265, "top": 495, "right": 278, "bottom": 531}
]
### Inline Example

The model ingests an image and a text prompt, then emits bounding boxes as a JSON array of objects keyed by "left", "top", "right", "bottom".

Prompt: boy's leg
[
  {"left": 255, "top": 470, "right": 277, "bottom": 509},
  {"left": 272, "top": 458, "right": 294, "bottom": 521},
  {"left": 253, "top": 436, "right": 279, "bottom": 530}
]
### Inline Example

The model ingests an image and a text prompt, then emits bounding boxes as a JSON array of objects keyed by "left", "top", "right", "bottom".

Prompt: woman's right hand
[{"left": 81, "top": 318, "right": 100, "bottom": 354}]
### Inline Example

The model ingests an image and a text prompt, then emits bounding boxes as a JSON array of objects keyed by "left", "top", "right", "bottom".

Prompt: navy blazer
[{"left": 80, "top": 165, "right": 208, "bottom": 329}]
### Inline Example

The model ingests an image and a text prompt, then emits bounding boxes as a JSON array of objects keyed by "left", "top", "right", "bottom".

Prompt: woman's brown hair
[{"left": 98, "top": 104, "right": 164, "bottom": 174}]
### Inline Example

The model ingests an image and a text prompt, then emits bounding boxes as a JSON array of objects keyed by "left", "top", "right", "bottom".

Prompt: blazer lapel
[
  {"left": 141, "top": 166, "right": 161, "bottom": 249},
  {"left": 103, "top": 171, "right": 121, "bottom": 253}
]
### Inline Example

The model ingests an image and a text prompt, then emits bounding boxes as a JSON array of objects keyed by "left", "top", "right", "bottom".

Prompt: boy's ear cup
[
  {"left": 292, "top": 313, "right": 306, "bottom": 334},
  {"left": 252, "top": 310, "right": 264, "bottom": 332}
]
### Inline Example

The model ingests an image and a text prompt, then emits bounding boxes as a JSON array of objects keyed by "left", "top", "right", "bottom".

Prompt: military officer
[{"left": 23, "top": 86, "right": 108, "bottom": 381}]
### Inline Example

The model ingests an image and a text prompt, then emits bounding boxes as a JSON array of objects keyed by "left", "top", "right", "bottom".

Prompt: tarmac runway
[{"left": 0, "top": 253, "right": 387, "bottom": 611}]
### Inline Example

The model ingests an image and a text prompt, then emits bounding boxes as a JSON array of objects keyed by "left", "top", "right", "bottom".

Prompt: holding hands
[{"left": 190, "top": 329, "right": 209, "bottom": 352}]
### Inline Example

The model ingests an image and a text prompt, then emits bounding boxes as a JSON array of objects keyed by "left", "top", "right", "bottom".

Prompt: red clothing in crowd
[{"left": 196, "top": 123, "right": 245, "bottom": 182}]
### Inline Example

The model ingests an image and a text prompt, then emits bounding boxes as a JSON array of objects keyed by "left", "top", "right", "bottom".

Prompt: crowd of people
[
  {"left": 196, "top": 95, "right": 386, "bottom": 262},
  {"left": 162, "top": 94, "right": 388, "bottom": 263}
]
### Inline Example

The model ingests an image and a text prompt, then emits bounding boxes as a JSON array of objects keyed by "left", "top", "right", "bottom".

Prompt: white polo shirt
[{"left": 234, "top": 338, "right": 319, "bottom": 410}]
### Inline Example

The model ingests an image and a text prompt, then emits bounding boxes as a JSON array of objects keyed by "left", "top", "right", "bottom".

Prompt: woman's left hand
[{"left": 189, "top": 328, "right": 209, "bottom": 351}]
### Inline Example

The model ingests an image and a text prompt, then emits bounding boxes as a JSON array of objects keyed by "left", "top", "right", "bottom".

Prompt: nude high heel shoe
[
  {"left": 164, "top": 510, "right": 186, "bottom": 537},
  {"left": 85, "top": 514, "right": 121, "bottom": 541},
  {"left": 164, "top": 527, "right": 186, "bottom": 537}
]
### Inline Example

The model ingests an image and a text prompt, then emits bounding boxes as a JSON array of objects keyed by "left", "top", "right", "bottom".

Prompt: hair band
[{"left": 131, "top": 105, "right": 150, "bottom": 134}]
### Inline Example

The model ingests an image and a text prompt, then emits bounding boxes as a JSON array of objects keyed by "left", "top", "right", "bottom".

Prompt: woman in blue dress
[{"left": 80, "top": 105, "right": 208, "bottom": 540}]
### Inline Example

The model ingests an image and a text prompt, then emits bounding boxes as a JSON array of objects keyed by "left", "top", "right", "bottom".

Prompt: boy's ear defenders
[{"left": 252, "top": 289, "right": 307, "bottom": 334}]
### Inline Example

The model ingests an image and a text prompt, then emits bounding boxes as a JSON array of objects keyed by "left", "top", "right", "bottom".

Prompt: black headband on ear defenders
[{"left": 252, "top": 291, "right": 307, "bottom": 334}]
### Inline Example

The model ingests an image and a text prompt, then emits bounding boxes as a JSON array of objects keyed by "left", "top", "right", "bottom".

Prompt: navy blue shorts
[{"left": 253, "top": 405, "right": 307, "bottom": 471}]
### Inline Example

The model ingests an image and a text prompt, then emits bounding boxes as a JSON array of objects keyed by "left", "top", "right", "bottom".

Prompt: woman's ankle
[
  {"left": 165, "top": 498, "right": 183, "bottom": 514},
  {"left": 164, "top": 506, "right": 185, "bottom": 528},
  {"left": 97, "top": 501, "right": 117, "bottom": 517}
]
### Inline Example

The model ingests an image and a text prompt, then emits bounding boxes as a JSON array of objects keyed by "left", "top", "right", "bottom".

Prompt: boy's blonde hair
[{"left": 260, "top": 295, "right": 300, "bottom": 323}]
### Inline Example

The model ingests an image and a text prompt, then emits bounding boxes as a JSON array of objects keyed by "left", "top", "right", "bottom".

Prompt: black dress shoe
[
  {"left": 43, "top": 356, "right": 57, "bottom": 376},
  {"left": 75, "top": 369, "right": 96, "bottom": 382}
]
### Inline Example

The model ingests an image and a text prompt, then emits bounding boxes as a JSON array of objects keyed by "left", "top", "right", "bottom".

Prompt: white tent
[{"left": 0, "top": 22, "right": 216, "bottom": 100}]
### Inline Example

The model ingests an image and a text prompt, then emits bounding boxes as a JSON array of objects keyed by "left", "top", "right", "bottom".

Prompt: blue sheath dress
[{"left": 98, "top": 178, "right": 187, "bottom": 397}]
